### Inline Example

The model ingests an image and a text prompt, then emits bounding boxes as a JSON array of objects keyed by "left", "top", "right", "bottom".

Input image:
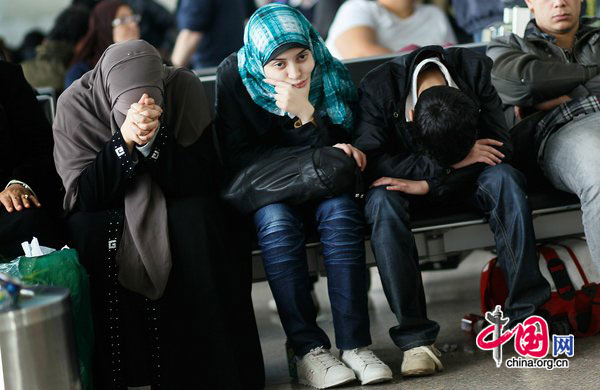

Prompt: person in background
[
  {"left": 64, "top": 0, "right": 140, "bottom": 89},
  {"left": 119, "top": 0, "right": 176, "bottom": 56},
  {"left": 216, "top": 4, "right": 392, "bottom": 388},
  {"left": 21, "top": 4, "right": 90, "bottom": 93},
  {"left": 488, "top": 0, "right": 600, "bottom": 273},
  {"left": 171, "top": 0, "right": 256, "bottom": 69},
  {"left": 53, "top": 40, "right": 264, "bottom": 389},
  {"left": 451, "top": 0, "right": 503, "bottom": 42},
  {"left": 13, "top": 30, "right": 46, "bottom": 63},
  {"left": 0, "top": 60, "right": 63, "bottom": 259},
  {"left": 72, "top": 0, "right": 176, "bottom": 57},
  {"left": 270, "top": 0, "right": 346, "bottom": 40},
  {"left": 326, "top": 0, "right": 456, "bottom": 59}
]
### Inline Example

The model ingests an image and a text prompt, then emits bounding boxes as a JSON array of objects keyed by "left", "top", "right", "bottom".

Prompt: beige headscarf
[{"left": 53, "top": 40, "right": 212, "bottom": 299}]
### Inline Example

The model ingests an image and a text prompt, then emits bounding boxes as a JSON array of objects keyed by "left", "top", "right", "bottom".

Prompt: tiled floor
[{"left": 252, "top": 250, "right": 600, "bottom": 390}]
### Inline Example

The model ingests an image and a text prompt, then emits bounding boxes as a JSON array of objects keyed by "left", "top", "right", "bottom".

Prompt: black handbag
[{"left": 222, "top": 146, "right": 362, "bottom": 215}]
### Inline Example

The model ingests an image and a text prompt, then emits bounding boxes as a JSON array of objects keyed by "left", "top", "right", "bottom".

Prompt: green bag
[{"left": 0, "top": 249, "right": 94, "bottom": 390}]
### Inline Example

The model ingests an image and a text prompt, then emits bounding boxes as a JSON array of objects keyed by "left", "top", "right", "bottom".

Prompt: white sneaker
[
  {"left": 268, "top": 298, "right": 278, "bottom": 313},
  {"left": 341, "top": 347, "right": 393, "bottom": 385},
  {"left": 297, "top": 347, "right": 356, "bottom": 389},
  {"left": 401, "top": 344, "right": 444, "bottom": 377}
]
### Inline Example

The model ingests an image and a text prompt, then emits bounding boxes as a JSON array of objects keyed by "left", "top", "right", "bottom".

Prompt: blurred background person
[
  {"left": 326, "top": 0, "right": 456, "bottom": 59},
  {"left": 12, "top": 30, "right": 45, "bottom": 63},
  {"left": 269, "top": 0, "right": 345, "bottom": 40},
  {"left": 64, "top": 0, "right": 140, "bottom": 89},
  {"left": 72, "top": 0, "right": 176, "bottom": 57},
  {"left": 21, "top": 4, "right": 90, "bottom": 93},
  {"left": 171, "top": 0, "right": 256, "bottom": 69},
  {"left": 451, "top": 0, "right": 503, "bottom": 42},
  {"left": 120, "top": 0, "right": 176, "bottom": 57}
]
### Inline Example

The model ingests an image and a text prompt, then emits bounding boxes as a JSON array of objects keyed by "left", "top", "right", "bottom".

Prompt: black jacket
[
  {"left": 0, "top": 61, "right": 62, "bottom": 211},
  {"left": 215, "top": 52, "right": 351, "bottom": 174},
  {"left": 354, "top": 45, "right": 512, "bottom": 200}
]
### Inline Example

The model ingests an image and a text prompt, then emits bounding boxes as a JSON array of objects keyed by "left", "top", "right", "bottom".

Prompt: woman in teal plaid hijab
[
  {"left": 238, "top": 3, "right": 356, "bottom": 131},
  {"left": 215, "top": 4, "right": 394, "bottom": 389}
]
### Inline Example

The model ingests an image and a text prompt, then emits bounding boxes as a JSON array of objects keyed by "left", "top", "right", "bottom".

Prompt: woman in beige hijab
[{"left": 53, "top": 40, "right": 264, "bottom": 389}]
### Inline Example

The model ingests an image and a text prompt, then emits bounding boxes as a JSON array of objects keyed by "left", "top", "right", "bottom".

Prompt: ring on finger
[{"left": 21, "top": 194, "right": 29, "bottom": 200}]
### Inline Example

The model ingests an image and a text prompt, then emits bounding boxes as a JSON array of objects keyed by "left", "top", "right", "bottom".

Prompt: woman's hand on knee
[
  {"left": 0, "top": 184, "right": 41, "bottom": 212},
  {"left": 333, "top": 143, "right": 367, "bottom": 171}
]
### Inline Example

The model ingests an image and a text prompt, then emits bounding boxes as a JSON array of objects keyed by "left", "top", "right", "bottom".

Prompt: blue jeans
[
  {"left": 254, "top": 195, "right": 371, "bottom": 356},
  {"left": 365, "top": 164, "right": 550, "bottom": 349},
  {"left": 541, "top": 112, "right": 600, "bottom": 274},
  {"left": 471, "top": 165, "right": 550, "bottom": 326}
]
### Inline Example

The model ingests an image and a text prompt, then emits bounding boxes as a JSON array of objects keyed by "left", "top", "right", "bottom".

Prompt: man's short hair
[{"left": 412, "top": 85, "right": 479, "bottom": 166}]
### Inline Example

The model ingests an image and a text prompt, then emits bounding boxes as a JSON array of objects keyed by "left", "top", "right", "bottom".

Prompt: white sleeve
[
  {"left": 136, "top": 127, "right": 161, "bottom": 157},
  {"left": 434, "top": 7, "right": 457, "bottom": 45},
  {"left": 5, "top": 180, "right": 37, "bottom": 198},
  {"left": 326, "top": 1, "right": 377, "bottom": 45}
]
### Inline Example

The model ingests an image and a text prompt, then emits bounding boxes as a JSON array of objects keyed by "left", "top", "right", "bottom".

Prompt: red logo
[{"left": 477, "top": 315, "right": 550, "bottom": 358}]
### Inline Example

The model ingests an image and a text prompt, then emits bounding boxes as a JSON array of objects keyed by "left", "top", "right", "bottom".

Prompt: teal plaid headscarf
[{"left": 238, "top": 3, "right": 357, "bottom": 132}]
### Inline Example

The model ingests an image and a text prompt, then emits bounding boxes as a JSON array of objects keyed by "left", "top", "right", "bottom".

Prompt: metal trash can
[{"left": 0, "top": 285, "right": 81, "bottom": 390}]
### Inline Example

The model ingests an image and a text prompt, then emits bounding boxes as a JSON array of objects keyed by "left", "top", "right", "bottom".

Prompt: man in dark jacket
[
  {"left": 354, "top": 45, "right": 550, "bottom": 375},
  {"left": 487, "top": 0, "right": 600, "bottom": 271}
]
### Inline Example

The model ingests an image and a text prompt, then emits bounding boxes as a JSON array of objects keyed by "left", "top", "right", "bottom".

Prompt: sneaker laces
[
  {"left": 406, "top": 345, "right": 443, "bottom": 369},
  {"left": 406, "top": 345, "right": 441, "bottom": 357},
  {"left": 308, "top": 347, "right": 344, "bottom": 370},
  {"left": 350, "top": 348, "right": 384, "bottom": 366}
]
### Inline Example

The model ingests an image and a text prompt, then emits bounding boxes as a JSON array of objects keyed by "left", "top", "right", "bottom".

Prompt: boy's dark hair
[
  {"left": 48, "top": 4, "right": 90, "bottom": 43},
  {"left": 412, "top": 85, "right": 479, "bottom": 166}
]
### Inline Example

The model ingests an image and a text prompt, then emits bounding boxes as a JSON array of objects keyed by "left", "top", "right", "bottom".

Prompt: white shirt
[{"left": 326, "top": 1, "right": 457, "bottom": 59}]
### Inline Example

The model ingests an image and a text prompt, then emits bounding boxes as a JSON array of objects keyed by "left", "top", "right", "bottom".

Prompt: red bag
[{"left": 480, "top": 238, "right": 600, "bottom": 337}]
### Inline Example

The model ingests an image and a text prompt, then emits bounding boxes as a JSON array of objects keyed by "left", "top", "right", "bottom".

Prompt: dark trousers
[
  {"left": 0, "top": 207, "right": 63, "bottom": 260},
  {"left": 364, "top": 164, "right": 551, "bottom": 350},
  {"left": 68, "top": 196, "right": 264, "bottom": 390}
]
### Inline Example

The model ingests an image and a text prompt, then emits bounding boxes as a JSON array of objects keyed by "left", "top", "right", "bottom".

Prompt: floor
[{"left": 252, "top": 250, "right": 600, "bottom": 390}]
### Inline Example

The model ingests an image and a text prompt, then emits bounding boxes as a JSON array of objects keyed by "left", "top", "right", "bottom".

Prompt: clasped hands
[{"left": 120, "top": 93, "right": 163, "bottom": 153}]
